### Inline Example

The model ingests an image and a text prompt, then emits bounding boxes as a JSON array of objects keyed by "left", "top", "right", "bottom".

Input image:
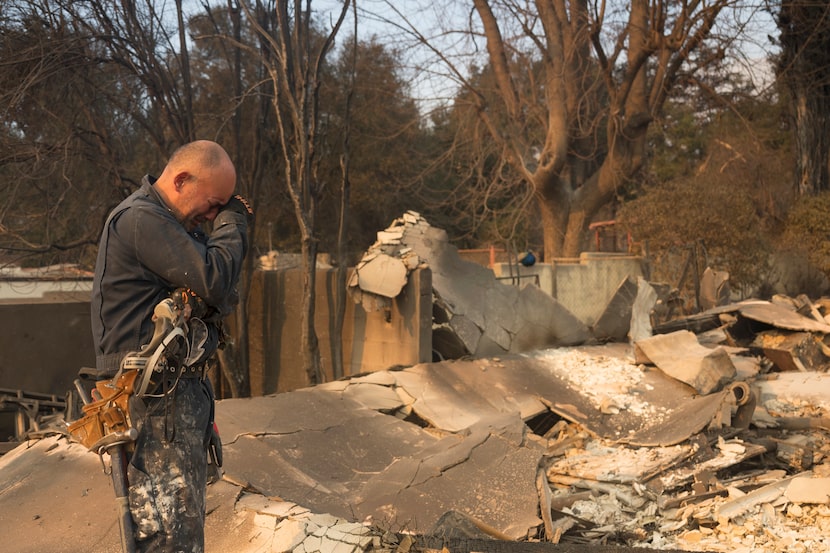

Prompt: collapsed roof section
[{"left": 5, "top": 290, "right": 830, "bottom": 551}]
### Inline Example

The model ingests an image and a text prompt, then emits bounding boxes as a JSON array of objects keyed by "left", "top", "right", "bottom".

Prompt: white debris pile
[
  {"left": 536, "top": 347, "right": 663, "bottom": 419},
  {"left": 531, "top": 346, "right": 830, "bottom": 553},
  {"left": 234, "top": 493, "right": 378, "bottom": 553},
  {"left": 347, "top": 211, "right": 425, "bottom": 312},
  {"left": 541, "top": 428, "right": 830, "bottom": 552}
]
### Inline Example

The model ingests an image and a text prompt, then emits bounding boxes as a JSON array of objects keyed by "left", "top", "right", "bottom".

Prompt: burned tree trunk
[{"left": 778, "top": 0, "right": 830, "bottom": 195}]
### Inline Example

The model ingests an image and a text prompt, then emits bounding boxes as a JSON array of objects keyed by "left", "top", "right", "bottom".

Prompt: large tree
[{"left": 383, "top": 0, "right": 752, "bottom": 260}]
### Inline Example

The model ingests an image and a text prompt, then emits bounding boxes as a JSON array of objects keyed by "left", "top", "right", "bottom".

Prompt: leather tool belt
[{"left": 67, "top": 369, "right": 138, "bottom": 452}]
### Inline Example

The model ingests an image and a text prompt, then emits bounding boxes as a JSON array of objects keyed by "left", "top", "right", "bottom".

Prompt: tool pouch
[{"left": 67, "top": 370, "right": 139, "bottom": 452}]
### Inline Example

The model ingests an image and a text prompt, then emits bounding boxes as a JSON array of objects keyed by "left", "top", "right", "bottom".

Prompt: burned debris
[
  {"left": 530, "top": 297, "right": 830, "bottom": 551},
  {"left": 4, "top": 214, "right": 830, "bottom": 553},
  {"left": 188, "top": 293, "right": 830, "bottom": 552},
  {"left": 338, "top": 214, "right": 830, "bottom": 551},
  {"left": 0, "top": 388, "right": 66, "bottom": 454},
  {"left": 201, "top": 296, "right": 830, "bottom": 552}
]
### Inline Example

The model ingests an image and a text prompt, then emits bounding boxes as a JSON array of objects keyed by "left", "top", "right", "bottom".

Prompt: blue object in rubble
[{"left": 518, "top": 250, "right": 536, "bottom": 267}]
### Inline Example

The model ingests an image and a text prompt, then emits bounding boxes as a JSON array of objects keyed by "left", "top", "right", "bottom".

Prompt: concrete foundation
[{"left": 246, "top": 267, "right": 432, "bottom": 395}]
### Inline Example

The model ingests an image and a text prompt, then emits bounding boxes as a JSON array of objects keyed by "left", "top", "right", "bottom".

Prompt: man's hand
[{"left": 220, "top": 194, "right": 254, "bottom": 225}]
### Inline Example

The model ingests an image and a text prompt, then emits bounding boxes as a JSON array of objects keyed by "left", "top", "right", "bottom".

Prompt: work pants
[{"left": 127, "top": 378, "right": 212, "bottom": 553}]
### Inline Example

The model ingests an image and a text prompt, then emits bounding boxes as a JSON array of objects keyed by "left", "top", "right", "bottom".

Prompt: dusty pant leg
[{"left": 128, "top": 379, "right": 211, "bottom": 553}]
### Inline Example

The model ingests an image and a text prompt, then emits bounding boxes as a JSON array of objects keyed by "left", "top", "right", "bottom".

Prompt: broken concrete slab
[
  {"left": 354, "top": 414, "right": 544, "bottom": 540},
  {"left": 389, "top": 358, "right": 549, "bottom": 432},
  {"left": 699, "top": 267, "right": 730, "bottom": 311},
  {"left": 340, "top": 381, "right": 405, "bottom": 412},
  {"left": 633, "top": 330, "right": 737, "bottom": 394},
  {"left": 0, "top": 436, "right": 119, "bottom": 553},
  {"left": 512, "top": 284, "right": 593, "bottom": 353},
  {"left": 0, "top": 436, "right": 438, "bottom": 553},
  {"left": 340, "top": 345, "right": 746, "bottom": 447},
  {"left": 773, "top": 292, "right": 828, "bottom": 324},
  {"left": 593, "top": 276, "right": 639, "bottom": 343},
  {"left": 354, "top": 253, "right": 408, "bottom": 298},
  {"left": 448, "top": 310, "right": 488, "bottom": 353},
  {"left": 349, "top": 213, "right": 591, "bottom": 359},
  {"left": 218, "top": 390, "right": 439, "bottom": 520},
  {"left": 785, "top": 475, "right": 830, "bottom": 504},
  {"left": 629, "top": 277, "right": 657, "bottom": 343},
  {"left": 217, "top": 389, "right": 546, "bottom": 539}
]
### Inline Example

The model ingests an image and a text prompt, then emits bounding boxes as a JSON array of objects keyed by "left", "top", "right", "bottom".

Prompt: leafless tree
[
  {"left": 241, "top": 0, "right": 351, "bottom": 386},
  {"left": 376, "top": 0, "right": 760, "bottom": 260},
  {"left": 54, "top": 0, "right": 198, "bottom": 150},
  {"left": 331, "top": 9, "right": 359, "bottom": 381},
  {"left": 1, "top": 0, "right": 269, "bottom": 394}
]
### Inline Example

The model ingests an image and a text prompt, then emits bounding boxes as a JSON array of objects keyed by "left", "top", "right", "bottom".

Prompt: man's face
[{"left": 175, "top": 164, "right": 235, "bottom": 231}]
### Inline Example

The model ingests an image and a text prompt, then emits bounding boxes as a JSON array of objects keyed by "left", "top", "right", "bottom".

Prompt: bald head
[
  {"left": 168, "top": 140, "right": 231, "bottom": 171},
  {"left": 155, "top": 140, "right": 236, "bottom": 231}
]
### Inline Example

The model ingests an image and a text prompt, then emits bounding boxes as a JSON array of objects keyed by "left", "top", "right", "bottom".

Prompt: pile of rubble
[
  {"left": 342, "top": 213, "right": 830, "bottom": 551},
  {"left": 6, "top": 211, "right": 830, "bottom": 552},
  {"left": 217, "top": 299, "right": 830, "bottom": 553},
  {"left": 535, "top": 296, "right": 830, "bottom": 553},
  {"left": 210, "top": 297, "right": 830, "bottom": 553},
  {"left": 3, "top": 298, "right": 830, "bottom": 553}
]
